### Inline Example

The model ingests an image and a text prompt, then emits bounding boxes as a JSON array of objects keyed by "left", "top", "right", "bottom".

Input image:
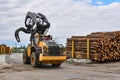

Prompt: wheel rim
[{"left": 31, "top": 54, "right": 35, "bottom": 65}]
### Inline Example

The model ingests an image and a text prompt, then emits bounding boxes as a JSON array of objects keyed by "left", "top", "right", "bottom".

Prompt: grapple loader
[{"left": 14, "top": 12, "right": 66, "bottom": 67}]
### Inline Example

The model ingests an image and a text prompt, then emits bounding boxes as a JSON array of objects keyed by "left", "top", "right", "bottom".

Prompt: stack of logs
[
  {"left": 0, "top": 44, "right": 11, "bottom": 54},
  {"left": 66, "top": 31, "right": 120, "bottom": 61}
]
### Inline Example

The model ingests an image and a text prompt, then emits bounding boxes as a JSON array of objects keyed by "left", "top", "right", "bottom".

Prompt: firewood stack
[{"left": 66, "top": 31, "right": 120, "bottom": 61}]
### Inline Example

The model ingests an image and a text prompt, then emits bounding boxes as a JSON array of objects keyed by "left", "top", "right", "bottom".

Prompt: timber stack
[
  {"left": 66, "top": 31, "right": 120, "bottom": 61},
  {"left": 0, "top": 44, "right": 11, "bottom": 54}
]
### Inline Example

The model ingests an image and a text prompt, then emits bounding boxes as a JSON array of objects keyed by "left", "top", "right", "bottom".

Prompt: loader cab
[
  {"left": 36, "top": 35, "right": 52, "bottom": 42},
  {"left": 34, "top": 34, "right": 53, "bottom": 45},
  {"left": 41, "top": 35, "right": 52, "bottom": 41}
]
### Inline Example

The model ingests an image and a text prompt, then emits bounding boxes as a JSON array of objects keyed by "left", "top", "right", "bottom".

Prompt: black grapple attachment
[{"left": 15, "top": 11, "right": 50, "bottom": 44}]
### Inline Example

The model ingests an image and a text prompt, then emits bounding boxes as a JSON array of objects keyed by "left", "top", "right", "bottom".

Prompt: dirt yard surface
[{"left": 0, "top": 53, "right": 120, "bottom": 80}]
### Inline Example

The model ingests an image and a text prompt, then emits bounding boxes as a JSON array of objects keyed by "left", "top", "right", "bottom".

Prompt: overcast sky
[{"left": 0, "top": 0, "right": 120, "bottom": 47}]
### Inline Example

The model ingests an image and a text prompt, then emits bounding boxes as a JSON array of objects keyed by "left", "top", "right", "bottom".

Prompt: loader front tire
[{"left": 23, "top": 50, "right": 30, "bottom": 64}]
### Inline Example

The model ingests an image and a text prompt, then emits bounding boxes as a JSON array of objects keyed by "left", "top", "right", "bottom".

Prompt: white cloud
[
  {"left": 0, "top": 0, "right": 120, "bottom": 46},
  {"left": 95, "top": 0, "right": 104, "bottom": 5}
]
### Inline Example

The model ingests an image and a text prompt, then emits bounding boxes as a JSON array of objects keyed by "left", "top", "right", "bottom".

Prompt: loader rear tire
[
  {"left": 30, "top": 52, "right": 39, "bottom": 67},
  {"left": 23, "top": 50, "right": 30, "bottom": 64},
  {"left": 52, "top": 63, "right": 61, "bottom": 67}
]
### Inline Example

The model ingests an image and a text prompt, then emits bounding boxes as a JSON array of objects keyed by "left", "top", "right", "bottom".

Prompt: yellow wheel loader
[{"left": 15, "top": 12, "right": 66, "bottom": 67}]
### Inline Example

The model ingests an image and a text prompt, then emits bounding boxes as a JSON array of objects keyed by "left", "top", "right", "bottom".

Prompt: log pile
[
  {"left": 66, "top": 31, "right": 120, "bottom": 61},
  {"left": 0, "top": 44, "right": 11, "bottom": 54}
]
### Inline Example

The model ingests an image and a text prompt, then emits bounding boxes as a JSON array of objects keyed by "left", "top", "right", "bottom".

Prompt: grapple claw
[
  {"left": 14, "top": 11, "right": 50, "bottom": 44},
  {"left": 14, "top": 27, "right": 31, "bottom": 42}
]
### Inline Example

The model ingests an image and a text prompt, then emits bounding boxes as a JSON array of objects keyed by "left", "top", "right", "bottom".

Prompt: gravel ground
[{"left": 0, "top": 53, "right": 120, "bottom": 80}]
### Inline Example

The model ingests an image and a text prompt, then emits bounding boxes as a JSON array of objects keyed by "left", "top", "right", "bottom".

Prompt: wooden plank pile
[{"left": 66, "top": 31, "right": 120, "bottom": 61}]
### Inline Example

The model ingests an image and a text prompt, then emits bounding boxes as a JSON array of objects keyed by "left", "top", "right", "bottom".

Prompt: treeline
[{"left": 12, "top": 45, "right": 26, "bottom": 53}]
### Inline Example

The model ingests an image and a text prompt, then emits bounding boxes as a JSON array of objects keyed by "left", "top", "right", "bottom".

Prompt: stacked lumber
[{"left": 66, "top": 31, "right": 120, "bottom": 61}]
